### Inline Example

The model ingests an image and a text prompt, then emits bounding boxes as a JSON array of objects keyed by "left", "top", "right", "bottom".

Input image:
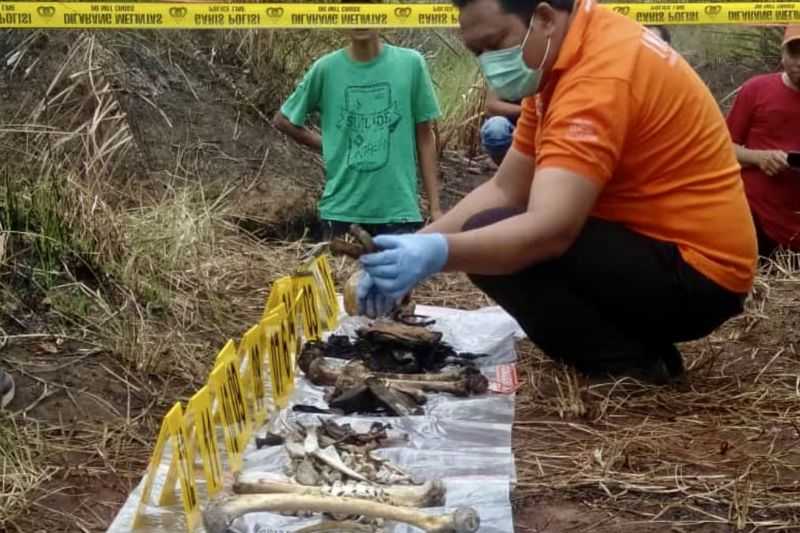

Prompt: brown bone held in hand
[
  {"left": 329, "top": 224, "right": 377, "bottom": 259},
  {"left": 330, "top": 225, "right": 414, "bottom": 317}
]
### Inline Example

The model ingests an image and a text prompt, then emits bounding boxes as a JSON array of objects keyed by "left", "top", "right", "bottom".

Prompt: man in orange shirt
[{"left": 356, "top": 0, "right": 757, "bottom": 383}]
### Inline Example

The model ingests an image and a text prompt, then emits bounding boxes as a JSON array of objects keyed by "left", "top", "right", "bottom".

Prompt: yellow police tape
[{"left": 0, "top": 2, "right": 799, "bottom": 28}]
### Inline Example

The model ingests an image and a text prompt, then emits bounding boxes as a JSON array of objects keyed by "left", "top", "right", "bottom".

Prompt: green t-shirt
[{"left": 280, "top": 44, "right": 441, "bottom": 224}]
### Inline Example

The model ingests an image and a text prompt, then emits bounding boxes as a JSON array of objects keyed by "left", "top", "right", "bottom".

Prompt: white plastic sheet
[{"left": 107, "top": 304, "right": 522, "bottom": 533}]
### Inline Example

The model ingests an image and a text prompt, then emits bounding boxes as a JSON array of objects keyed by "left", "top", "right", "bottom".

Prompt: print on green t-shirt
[
  {"left": 343, "top": 83, "right": 400, "bottom": 172},
  {"left": 280, "top": 45, "right": 441, "bottom": 224}
]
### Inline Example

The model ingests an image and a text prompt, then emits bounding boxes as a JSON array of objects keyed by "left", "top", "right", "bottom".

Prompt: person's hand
[
  {"left": 360, "top": 233, "right": 448, "bottom": 301},
  {"left": 758, "top": 150, "right": 789, "bottom": 176},
  {"left": 430, "top": 205, "right": 444, "bottom": 221},
  {"left": 356, "top": 271, "right": 397, "bottom": 318}
]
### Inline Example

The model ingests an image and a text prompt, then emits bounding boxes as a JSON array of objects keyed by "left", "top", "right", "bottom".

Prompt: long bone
[
  {"left": 308, "top": 359, "right": 488, "bottom": 397},
  {"left": 203, "top": 494, "right": 480, "bottom": 533},
  {"left": 233, "top": 478, "right": 446, "bottom": 508}
]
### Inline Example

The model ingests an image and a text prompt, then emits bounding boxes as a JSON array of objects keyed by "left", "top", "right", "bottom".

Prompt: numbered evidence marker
[
  {"left": 184, "top": 386, "right": 223, "bottom": 498},
  {"left": 238, "top": 323, "right": 269, "bottom": 427},
  {"left": 297, "top": 256, "right": 338, "bottom": 332},
  {"left": 292, "top": 273, "right": 323, "bottom": 342},
  {"left": 264, "top": 275, "right": 300, "bottom": 358},
  {"left": 133, "top": 402, "right": 200, "bottom": 531},
  {"left": 262, "top": 303, "right": 294, "bottom": 408},
  {"left": 308, "top": 254, "right": 340, "bottom": 331},
  {"left": 208, "top": 340, "right": 251, "bottom": 473},
  {"left": 211, "top": 338, "right": 245, "bottom": 426}
]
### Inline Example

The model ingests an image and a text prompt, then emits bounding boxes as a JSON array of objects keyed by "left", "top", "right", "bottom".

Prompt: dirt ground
[
  {"left": 6, "top": 262, "right": 800, "bottom": 532},
  {"left": 509, "top": 264, "right": 800, "bottom": 532}
]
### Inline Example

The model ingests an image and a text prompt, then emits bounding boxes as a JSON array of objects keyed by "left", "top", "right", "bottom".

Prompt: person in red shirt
[{"left": 726, "top": 25, "right": 800, "bottom": 255}]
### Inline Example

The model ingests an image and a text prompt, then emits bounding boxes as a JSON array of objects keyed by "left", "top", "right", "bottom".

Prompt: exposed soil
[
  {"left": 510, "top": 268, "right": 800, "bottom": 532},
  {"left": 0, "top": 30, "right": 323, "bottom": 235}
]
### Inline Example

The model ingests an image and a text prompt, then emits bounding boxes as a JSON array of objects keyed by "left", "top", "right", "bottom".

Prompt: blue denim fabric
[{"left": 480, "top": 116, "right": 515, "bottom": 162}]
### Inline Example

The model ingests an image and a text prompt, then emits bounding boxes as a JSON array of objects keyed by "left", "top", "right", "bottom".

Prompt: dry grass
[
  {"left": 0, "top": 421, "right": 57, "bottom": 529},
  {"left": 510, "top": 253, "right": 800, "bottom": 530}
]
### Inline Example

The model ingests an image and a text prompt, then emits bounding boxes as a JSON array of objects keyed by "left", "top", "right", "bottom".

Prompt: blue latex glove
[
  {"left": 360, "top": 233, "right": 449, "bottom": 301},
  {"left": 356, "top": 271, "right": 397, "bottom": 318}
]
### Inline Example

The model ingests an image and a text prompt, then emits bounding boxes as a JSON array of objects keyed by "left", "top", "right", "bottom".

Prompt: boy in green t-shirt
[{"left": 273, "top": 24, "right": 443, "bottom": 239}]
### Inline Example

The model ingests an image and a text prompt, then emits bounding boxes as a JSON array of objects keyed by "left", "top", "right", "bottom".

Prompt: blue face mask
[{"left": 478, "top": 18, "right": 551, "bottom": 101}]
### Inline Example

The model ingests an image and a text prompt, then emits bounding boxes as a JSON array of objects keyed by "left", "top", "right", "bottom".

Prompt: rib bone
[
  {"left": 203, "top": 494, "right": 479, "bottom": 533},
  {"left": 288, "top": 426, "right": 371, "bottom": 483},
  {"left": 233, "top": 478, "right": 446, "bottom": 508}
]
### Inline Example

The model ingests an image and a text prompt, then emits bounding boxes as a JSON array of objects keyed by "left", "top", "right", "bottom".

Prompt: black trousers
[
  {"left": 464, "top": 209, "right": 746, "bottom": 376},
  {"left": 751, "top": 212, "right": 778, "bottom": 258},
  {"left": 320, "top": 219, "right": 423, "bottom": 241}
]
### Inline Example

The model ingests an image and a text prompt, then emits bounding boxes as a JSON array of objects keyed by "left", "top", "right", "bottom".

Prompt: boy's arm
[
  {"left": 412, "top": 53, "right": 444, "bottom": 220},
  {"left": 274, "top": 58, "right": 324, "bottom": 153},
  {"left": 416, "top": 121, "right": 442, "bottom": 220},
  {"left": 272, "top": 112, "right": 323, "bottom": 153}
]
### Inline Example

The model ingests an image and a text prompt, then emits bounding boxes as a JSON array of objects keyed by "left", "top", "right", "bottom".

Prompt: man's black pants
[
  {"left": 320, "top": 220, "right": 423, "bottom": 241},
  {"left": 464, "top": 208, "right": 746, "bottom": 376}
]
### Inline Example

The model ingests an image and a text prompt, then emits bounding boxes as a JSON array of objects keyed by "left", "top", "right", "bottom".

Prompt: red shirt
[{"left": 726, "top": 73, "right": 800, "bottom": 249}]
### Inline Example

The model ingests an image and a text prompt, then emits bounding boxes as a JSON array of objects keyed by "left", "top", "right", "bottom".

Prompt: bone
[
  {"left": 349, "top": 224, "right": 378, "bottom": 253},
  {"left": 308, "top": 357, "right": 342, "bottom": 387},
  {"left": 308, "top": 359, "right": 488, "bottom": 397},
  {"left": 382, "top": 382, "right": 429, "bottom": 405},
  {"left": 372, "top": 375, "right": 488, "bottom": 397},
  {"left": 233, "top": 478, "right": 446, "bottom": 508},
  {"left": 203, "top": 494, "right": 479, "bottom": 533},
  {"left": 313, "top": 359, "right": 460, "bottom": 385},
  {"left": 314, "top": 444, "right": 370, "bottom": 482},
  {"left": 329, "top": 224, "right": 377, "bottom": 259},
  {"left": 329, "top": 240, "right": 367, "bottom": 259},
  {"left": 366, "top": 380, "right": 425, "bottom": 417},
  {"left": 298, "top": 342, "right": 327, "bottom": 375},
  {"left": 296, "top": 520, "right": 378, "bottom": 532},
  {"left": 369, "top": 369, "right": 465, "bottom": 383},
  {"left": 359, "top": 320, "right": 443, "bottom": 348},
  {"left": 286, "top": 427, "right": 371, "bottom": 483}
]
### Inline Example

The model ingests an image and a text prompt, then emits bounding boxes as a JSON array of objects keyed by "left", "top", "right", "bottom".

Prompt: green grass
[{"left": 430, "top": 44, "right": 482, "bottom": 121}]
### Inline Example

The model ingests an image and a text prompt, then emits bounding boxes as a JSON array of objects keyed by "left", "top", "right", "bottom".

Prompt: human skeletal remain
[
  {"left": 329, "top": 224, "right": 378, "bottom": 259},
  {"left": 358, "top": 320, "right": 443, "bottom": 349},
  {"left": 233, "top": 477, "right": 445, "bottom": 508},
  {"left": 330, "top": 225, "right": 417, "bottom": 318},
  {"left": 283, "top": 422, "right": 412, "bottom": 486},
  {"left": 296, "top": 520, "right": 379, "bottom": 532},
  {"left": 309, "top": 359, "right": 489, "bottom": 397},
  {"left": 203, "top": 494, "right": 480, "bottom": 533}
]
